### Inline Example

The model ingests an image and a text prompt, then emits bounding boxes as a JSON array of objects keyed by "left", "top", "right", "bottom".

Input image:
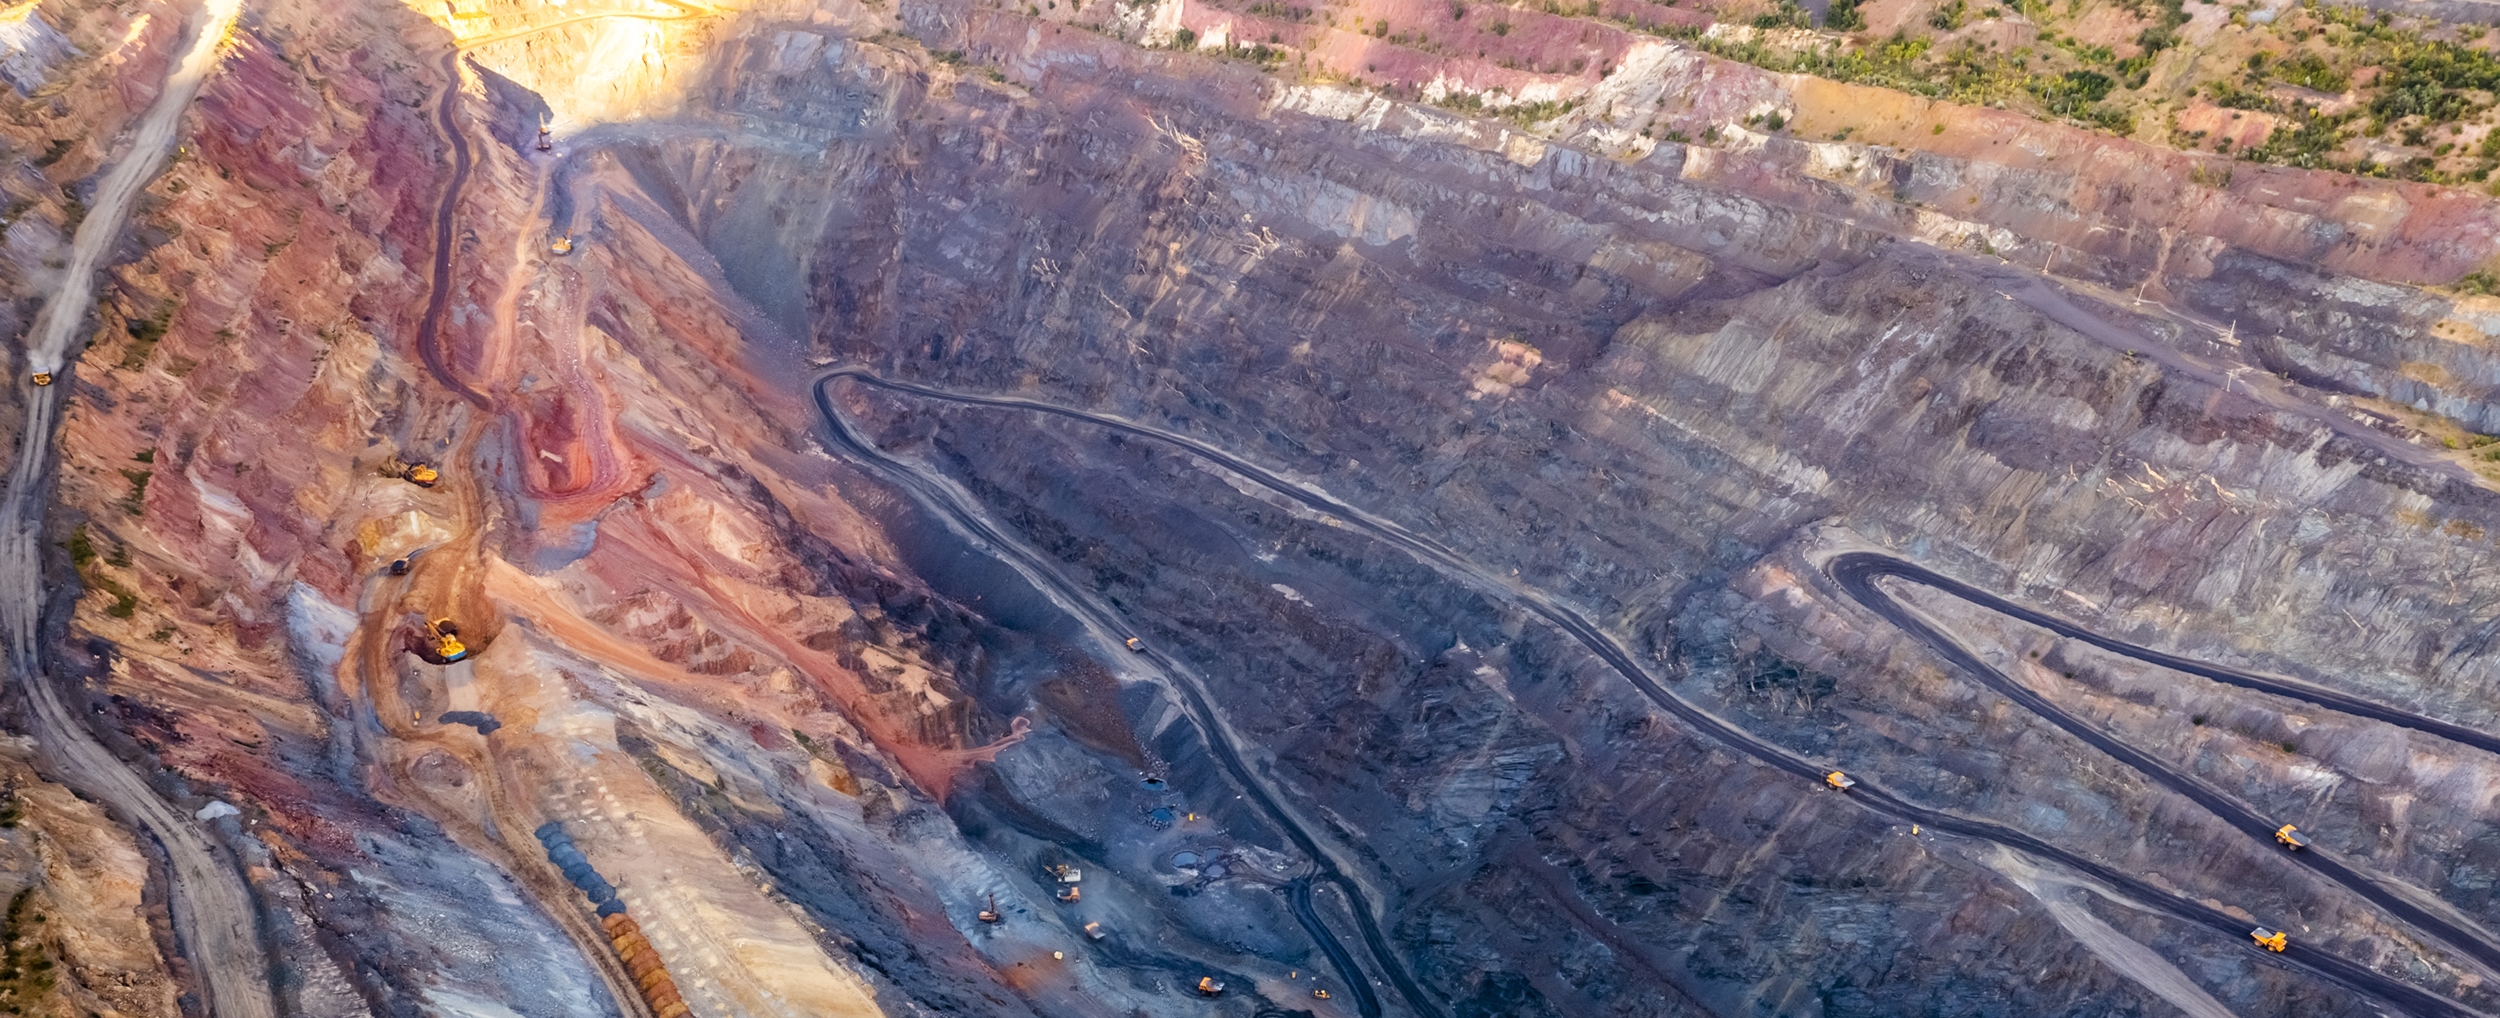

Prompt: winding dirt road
[
  {"left": 0, "top": 0, "right": 276, "bottom": 1016},
  {"left": 1825, "top": 553, "right": 2500, "bottom": 977},
  {"left": 813, "top": 374, "right": 1426, "bottom": 1018},
  {"left": 813, "top": 367, "right": 2493, "bottom": 1018}
]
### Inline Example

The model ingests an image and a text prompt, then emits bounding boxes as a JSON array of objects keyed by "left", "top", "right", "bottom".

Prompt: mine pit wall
[
  {"left": 594, "top": 5, "right": 2500, "bottom": 1011},
  {"left": 23, "top": 0, "right": 674, "bottom": 1010},
  {"left": 20, "top": 0, "right": 2500, "bottom": 1010}
]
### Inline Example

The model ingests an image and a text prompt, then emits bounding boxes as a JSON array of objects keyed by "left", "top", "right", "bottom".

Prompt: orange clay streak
[
  {"left": 587, "top": 510, "right": 1025, "bottom": 798},
  {"left": 487, "top": 513, "right": 1024, "bottom": 798}
]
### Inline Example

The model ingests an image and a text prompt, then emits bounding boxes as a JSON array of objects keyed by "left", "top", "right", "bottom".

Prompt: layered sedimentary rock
[{"left": 9, "top": 0, "right": 2500, "bottom": 1013}]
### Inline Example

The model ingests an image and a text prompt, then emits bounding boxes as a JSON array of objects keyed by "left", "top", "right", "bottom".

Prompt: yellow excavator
[
  {"left": 382, "top": 457, "right": 440, "bottom": 488},
  {"left": 550, "top": 233, "right": 574, "bottom": 256},
  {"left": 30, "top": 372, "right": 51, "bottom": 386},
  {"left": 2250, "top": 927, "right": 2288, "bottom": 952},
  {"left": 2274, "top": 825, "right": 2310, "bottom": 850},
  {"left": 977, "top": 894, "right": 1001, "bottom": 924},
  {"left": 422, "top": 618, "right": 469, "bottom": 663}
]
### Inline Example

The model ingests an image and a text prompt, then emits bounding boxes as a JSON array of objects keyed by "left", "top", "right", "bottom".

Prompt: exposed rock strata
[{"left": 12, "top": 0, "right": 2500, "bottom": 1013}]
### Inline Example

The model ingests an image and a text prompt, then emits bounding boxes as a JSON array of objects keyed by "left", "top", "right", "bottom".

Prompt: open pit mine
[{"left": 19, "top": 0, "right": 2500, "bottom": 1011}]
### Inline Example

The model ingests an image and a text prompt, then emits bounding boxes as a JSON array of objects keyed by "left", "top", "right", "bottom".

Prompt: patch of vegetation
[
  {"left": 1754, "top": 0, "right": 1810, "bottom": 30},
  {"left": 117, "top": 302, "right": 176, "bottom": 371},
  {"left": 1824, "top": 0, "right": 1865, "bottom": 32},
  {"left": 60, "top": 526, "right": 95, "bottom": 570},
  {"left": 2243, "top": 105, "right": 2354, "bottom": 169},
  {"left": 2271, "top": 51, "right": 2347, "bottom": 93},
  {"left": 30, "top": 139, "right": 71, "bottom": 168},
  {"left": 117, "top": 469, "right": 151, "bottom": 517},
  {"left": 2205, "top": 78, "right": 2276, "bottom": 112},
  {"left": 1929, "top": 0, "right": 1968, "bottom": 31},
  {"left": 73, "top": 525, "right": 140, "bottom": 618},
  {"left": 0, "top": 888, "right": 57, "bottom": 1012}
]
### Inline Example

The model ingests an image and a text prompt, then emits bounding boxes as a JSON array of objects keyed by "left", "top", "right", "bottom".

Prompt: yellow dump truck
[
  {"left": 1825, "top": 771, "right": 1857, "bottom": 791},
  {"left": 2250, "top": 927, "right": 2288, "bottom": 952},
  {"left": 2274, "top": 825, "right": 2310, "bottom": 850}
]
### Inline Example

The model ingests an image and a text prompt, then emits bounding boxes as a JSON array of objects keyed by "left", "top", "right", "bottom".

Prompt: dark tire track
[
  {"left": 813, "top": 367, "right": 2485, "bottom": 1018},
  {"left": 1829, "top": 552, "right": 2500, "bottom": 982},
  {"left": 417, "top": 50, "right": 489, "bottom": 408},
  {"left": 811, "top": 375, "right": 1416, "bottom": 1018}
]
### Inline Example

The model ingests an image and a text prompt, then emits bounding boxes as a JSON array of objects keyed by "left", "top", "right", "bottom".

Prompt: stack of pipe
[{"left": 536, "top": 822, "right": 690, "bottom": 1018}]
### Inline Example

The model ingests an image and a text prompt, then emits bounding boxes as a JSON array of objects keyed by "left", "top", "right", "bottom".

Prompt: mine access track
[
  {"left": 1825, "top": 553, "right": 2500, "bottom": 982},
  {"left": 813, "top": 367, "right": 2489, "bottom": 1018},
  {"left": 813, "top": 372, "right": 1420, "bottom": 1018}
]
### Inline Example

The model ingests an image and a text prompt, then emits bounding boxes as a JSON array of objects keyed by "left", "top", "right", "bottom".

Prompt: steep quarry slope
[{"left": 19, "top": 0, "right": 2500, "bottom": 1013}]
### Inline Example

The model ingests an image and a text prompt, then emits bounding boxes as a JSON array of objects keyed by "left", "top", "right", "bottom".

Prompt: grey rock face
[{"left": 429, "top": 5, "right": 2500, "bottom": 1016}]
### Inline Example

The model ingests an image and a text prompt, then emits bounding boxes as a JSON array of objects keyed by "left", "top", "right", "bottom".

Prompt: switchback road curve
[
  {"left": 814, "top": 367, "right": 2486, "bottom": 1018},
  {"left": 811, "top": 374, "right": 1420, "bottom": 1018},
  {"left": 1828, "top": 552, "right": 2500, "bottom": 982}
]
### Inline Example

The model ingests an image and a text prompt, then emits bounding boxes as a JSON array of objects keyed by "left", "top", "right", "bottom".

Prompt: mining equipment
[
  {"left": 1055, "top": 885, "right": 1081, "bottom": 903},
  {"left": 388, "top": 558, "right": 410, "bottom": 576},
  {"left": 1313, "top": 989, "right": 1332, "bottom": 1000},
  {"left": 1194, "top": 977, "right": 1225, "bottom": 997},
  {"left": 1049, "top": 864, "right": 1083, "bottom": 884},
  {"left": 1124, "top": 637, "right": 1143, "bottom": 651},
  {"left": 421, "top": 617, "right": 469, "bottom": 664},
  {"left": 1824, "top": 771, "right": 1857, "bottom": 791},
  {"left": 30, "top": 372, "right": 51, "bottom": 386},
  {"left": 536, "top": 117, "right": 553, "bottom": 152},
  {"left": 1083, "top": 921, "right": 1105, "bottom": 940},
  {"left": 381, "top": 458, "right": 440, "bottom": 487},
  {"left": 978, "top": 894, "right": 1002, "bottom": 923},
  {"left": 2274, "top": 825, "right": 2311, "bottom": 850},
  {"left": 2250, "top": 927, "right": 2288, "bottom": 952},
  {"left": 550, "top": 232, "right": 574, "bottom": 255}
]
